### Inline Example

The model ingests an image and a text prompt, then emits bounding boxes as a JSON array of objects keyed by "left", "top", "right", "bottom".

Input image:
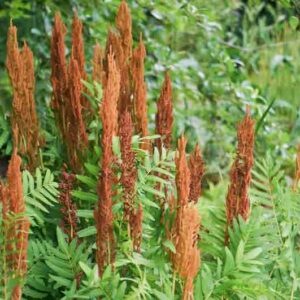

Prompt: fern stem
[
  {"left": 265, "top": 176, "right": 284, "bottom": 246},
  {"left": 290, "top": 277, "right": 296, "bottom": 300},
  {"left": 172, "top": 271, "right": 176, "bottom": 297}
]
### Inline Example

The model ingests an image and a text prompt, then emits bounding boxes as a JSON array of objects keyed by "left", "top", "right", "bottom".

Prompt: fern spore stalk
[
  {"left": 119, "top": 111, "right": 142, "bottom": 252},
  {"left": 225, "top": 107, "right": 255, "bottom": 243},
  {"left": 1, "top": 148, "right": 30, "bottom": 300},
  {"left": 6, "top": 22, "right": 42, "bottom": 171},
  {"left": 155, "top": 72, "right": 174, "bottom": 151},
  {"left": 189, "top": 144, "right": 205, "bottom": 203},
  {"left": 94, "top": 50, "right": 120, "bottom": 277},
  {"left": 170, "top": 136, "right": 201, "bottom": 300},
  {"left": 59, "top": 166, "right": 78, "bottom": 241},
  {"left": 132, "top": 34, "right": 150, "bottom": 150},
  {"left": 50, "top": 12, "right": 88, "bottom": 172}
]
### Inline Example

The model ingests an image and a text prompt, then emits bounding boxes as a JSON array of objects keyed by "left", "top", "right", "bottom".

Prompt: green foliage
[
  {"left": 0, "top": 0, "right": 300, "bottom": 299},
  {"left": 23, "top": 168, "right": 59, "bottom": 226}
]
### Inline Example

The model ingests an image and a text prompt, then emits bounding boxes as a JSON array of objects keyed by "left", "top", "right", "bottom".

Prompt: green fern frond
[{"left": 23, "top": 168, "right": 59, "bottom": 226}]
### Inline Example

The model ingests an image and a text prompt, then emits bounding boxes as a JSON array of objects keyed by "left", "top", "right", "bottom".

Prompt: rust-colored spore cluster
[
  {"left": 71, "top": 12, "right": 91, "bottom": 113},
  {"left": 1, "top": 149, "right": 30, "bottom": 300},
  {"left": 6, "top": 23, "right": 42, "bottom": 171},
  {"left": 170, "top": 136, "right": 201, "bottom": 300},
  {"left": 115, "top": 0, "right": 133, "bottom": 116},
  {"left": 59, "top": 166, "right": 78, "bottom": 241},
  {"left": 120, "top": 111, "right": 137, "bottom": 220},
  {"left": 189, "top": 144, "right": 205, "bottom": 203},
  {"left": 132, "top": 35, "right": 149, "bottom": 150},
  {"left": 94, "top": 51, "right": 120, "bottom": 277},
  {"left": 51, "top": 13, "right": 68, "bottom": 129},
  {"left": 155, "top": 73, "right": 174, "bottom": 151},
  {"left": 119, "top": 111, "right": 142, "bottom": 251},
  {"left": 51, "top": 13, "right": 88, "bottom": 173},
  {"left": 293, "top": 144, "right": 300, "bottom": 191},
  {"left": 93, "top": 43, "right": 105, "bottom": 85},
  {"left": 226, "top": 108, "right": 255, "bottom": 241}
]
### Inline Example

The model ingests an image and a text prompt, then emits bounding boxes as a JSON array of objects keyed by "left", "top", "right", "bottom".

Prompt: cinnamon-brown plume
[
  {"left": 170, "top": 136, "right": 201, "bottom": 300},
  {"left": 51, "top": 13, "right": 88, "bottom": 172},
  {"left": 94, "top": 50, "right": 120, "bottom": 277},
  {"left": 132, "top": 34, "right": 150, "bottom": 150},
  {"left": 6, "top": 22, "right": 42, "bottom": 171},
  {"left": 189, "top": 144, "right": 205, "bottom": 203},
  {"left": 71, "top": 12, "right": 91, "bottom": 113},
  {"left": 293, "top": 144, "right": 300, "bottom": 191},
  {"left": 59, "top": 165, "right": 78, "bottom": 241},
  {"left": 119, "top": 111, "right": 142, "bottom": 251},
  {"left": 115, "top": 0, "right": 133, "bottom": 117},
  {"left": 225, "top": 107, "right": 255, "bottom": 243},
  {"left": 155, "top": 73, "right": 173, "bottom": 151},
  {"left": 1, "top": 147, "right": 30, "bottom": 300}
]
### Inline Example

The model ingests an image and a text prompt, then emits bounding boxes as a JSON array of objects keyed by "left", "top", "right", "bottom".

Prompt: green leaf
[
  {"left": 289, "top": 16, "right": 299, "bottom": 30},
  {"left": 163, "top": 240, "right": 176, "bottom": 253},
  {"left": 77, "top": 226, "right": 97, "bottom": 238},
  {"left": 244, "top": 247, "right": 263, "bottom": 261},
  {"left": 84, "top": 163, "right": 99, "bottom": 177},
  {"left": 235, "top": 240, "right": 245, "bottom": 264},
  {"left": 140, "top": 185, "right": 165, "bottom": 198},
  {"left": 76, "top": 175, "right": 97, "bottom": 188},
  {"left": 223, "top": 247, "right": 235, "bottom": 276},
  {"left": 72, "top": 191, "right": 98, "bottom": 202},
  {"left": 56, "top": 227, "right": 68, "bottom": 255},
  {"left": 77, "top": 209, "right": 94, "bottom": 219}
]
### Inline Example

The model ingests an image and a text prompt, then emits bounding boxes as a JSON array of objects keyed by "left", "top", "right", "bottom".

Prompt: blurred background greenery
[{"left": 0, "top": 0, "right": 300, "bottom": 182}]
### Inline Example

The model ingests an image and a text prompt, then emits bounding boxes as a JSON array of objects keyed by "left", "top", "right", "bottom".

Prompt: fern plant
[{"left": 23, "top": 168, "right": 59, "bottom": 226}]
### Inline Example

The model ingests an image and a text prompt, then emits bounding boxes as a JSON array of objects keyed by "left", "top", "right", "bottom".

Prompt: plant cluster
[{"left": 0, "top": 1, "right": 300, "bottom": 300}]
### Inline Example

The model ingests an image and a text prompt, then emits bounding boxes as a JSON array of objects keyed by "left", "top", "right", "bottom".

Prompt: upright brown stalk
[
  {"left": 1, "top": 148, "right": 30, "bottom": 300},
  {"left": 132, "top": 34, "right": 150, "bottom": 150},
  {"left": 225, "top": 108, "right": 255, "bottom": 242},
  {"left": 170, "top": 136, "right": 201, "bottom": 300},
  {"left": 67, "top": 55, "right": 88, "bottom": 172},
  {"left": 120, "top": 111, "right": 136, "bottom": 220},
  {"left": 175, "top": 137, "right": 190, "bottom": 211},
  {"left": 119, "top": 111, "right": 142, "bottom": 251},
  {"left": 92, "top": 43, "right": 105, "bottom": 85},
  {"left": 293, "top": 144, "right": 300, "bottom": 191},
  {"left": 51, "top": 13, "right": 88, "bottom": 172},
  {"left": 51, "top": 13, "right": 68, "bottom": 139},
  {"left": 155, "top": 73, "right": 173, "bottom": 151},
  {"left": 59, "top": 166, "right": 78, "bottom": 241},
  {"left": 71, "top": 12, "right": 90, "bottom": 113},
  {"left": 6, "top": 23, "right": 42, "bottom": 170},
  {"left": 116, "top": 0, "right": 132, "bottom": 61},
  {"left": 189, "top": 144, "right": 205, "bottom": 203},
  {"left": 130, "top": 202, "right": 143, "bottom": 252},
  {"left": 94, "top": 51, "right": 120, "bottom": 277},
  {"left": 115, "top": 0, "right": 133, "bottom": 115},
  {"left": 71, "top": 12, "right": 86, "bottom": 80}
]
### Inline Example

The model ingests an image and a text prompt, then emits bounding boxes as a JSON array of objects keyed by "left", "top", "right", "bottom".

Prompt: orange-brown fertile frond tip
[
  {"left": 155, "top": 72, "right": 174, "bottom": 150},
  {"left": 116, "top": 0, "right": 132, "bottom": 57},
  {"left": 293, "top": 144, "right": 300, "bottom": 191},
  {"left": 225, "top": 109, "right": 255, "bottom": 243},
  {"left": 175, "top": 135, "right": 190, "bottom": 209},
  {"left": 189, "top": 143, "right": 205, "bottom": 203}
]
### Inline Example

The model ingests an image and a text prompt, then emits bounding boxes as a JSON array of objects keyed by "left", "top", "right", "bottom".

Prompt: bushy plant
[{"left": 0, "top": 1, "right": 300, "bottom": 300}]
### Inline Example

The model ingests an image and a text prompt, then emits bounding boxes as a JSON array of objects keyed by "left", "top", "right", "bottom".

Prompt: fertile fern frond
[{"left": 0, "top": 206, "right": 28, "bottom": 300}]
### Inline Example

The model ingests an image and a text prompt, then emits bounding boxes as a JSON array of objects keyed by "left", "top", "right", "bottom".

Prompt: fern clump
[{"left": 0, "top": 1, "right": 300, "bottom": 300}]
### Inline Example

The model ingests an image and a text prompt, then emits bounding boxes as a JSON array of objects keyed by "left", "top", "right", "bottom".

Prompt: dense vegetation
[{"left": 1, "top": 0, "right": 300, "bottom": 299}]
